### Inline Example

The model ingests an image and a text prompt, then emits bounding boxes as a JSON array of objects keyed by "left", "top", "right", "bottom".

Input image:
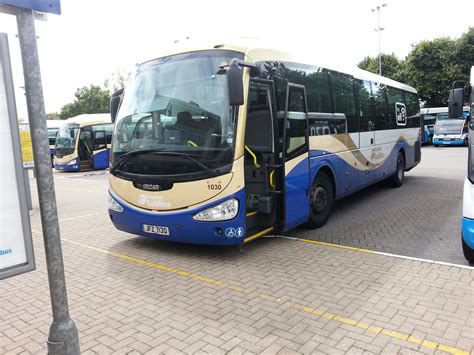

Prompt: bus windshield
[
  {"left": 435, "top": 118, "right": 465, "bottom": 134},
  {"left": 111, "top": 50, "right": 244, "bottom": 178},
  {"left": 55, "top": 124, "right": 79, "bottom": 154},
  {"left": 48, "top": 128, "right": 59, "bottom": 146}
]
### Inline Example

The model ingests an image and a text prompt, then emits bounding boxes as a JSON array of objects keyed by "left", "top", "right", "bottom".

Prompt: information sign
[{"left": 0, "top": 33, "right": 35, "bottom": 279}]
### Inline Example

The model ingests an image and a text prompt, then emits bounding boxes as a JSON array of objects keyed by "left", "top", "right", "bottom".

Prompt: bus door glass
[
  {"left": 358, "top": 80, "right": 375, "bottom": 150},
  {"left": 283, "top": 83, "right": 310, "bottom": 230},
  {"left": 78, "top": 128, "right": 93, "bottom": 166},
  {"left": 92, "top": 125, "right": 108, "bottom": 169}
]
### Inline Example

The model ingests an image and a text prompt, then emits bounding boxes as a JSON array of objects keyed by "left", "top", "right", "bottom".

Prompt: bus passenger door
[
  {"left": 78, "top": 128, "right": 93, "bottom": 170},
  {"left": 92, "top": 128, "right": 108, "bottom": 169},
  {"left": 282, "top": 84, "right": 310, "bottom": 231}
]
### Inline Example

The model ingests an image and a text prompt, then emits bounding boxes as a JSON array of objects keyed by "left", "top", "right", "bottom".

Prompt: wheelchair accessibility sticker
[{"left": 225, "top": 227, "right": 244, "bottom": 238}]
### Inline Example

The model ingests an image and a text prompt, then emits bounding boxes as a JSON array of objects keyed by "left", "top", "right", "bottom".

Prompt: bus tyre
[
  {"left": 389, "top": 152, "right": 405, "bottom": 188},
  {"left": 307, "top": 172, "right": 334, "bottom": 229},
  {"left": 462, "top": 236, "right": 474, "bottom": 263},
  {"left": 434, "top": 144, "right": 439, "bottom": 147}
]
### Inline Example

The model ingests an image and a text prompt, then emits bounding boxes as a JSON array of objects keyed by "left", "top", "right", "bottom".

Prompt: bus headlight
[
  {"left": 67, "top": 158, "right": 77, "bottom": 165},
  {"left": 108, "top": 196, "right": 123, "bottom": 212},
  {"left": 193, "top": 198, "right": 239, "bottom": 221}
]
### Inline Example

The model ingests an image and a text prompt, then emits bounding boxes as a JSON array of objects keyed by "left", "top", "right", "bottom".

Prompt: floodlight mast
[{"left": 371, "top": 3, "right": 387, "bottom": 76}]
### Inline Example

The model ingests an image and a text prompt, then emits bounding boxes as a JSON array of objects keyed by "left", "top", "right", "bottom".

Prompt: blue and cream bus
[
  {"left": 108, "top": 40, "right": 421, "bottom": 246},
  {"left": 54, "top": 114, "right": 113, "bottom": 172}
]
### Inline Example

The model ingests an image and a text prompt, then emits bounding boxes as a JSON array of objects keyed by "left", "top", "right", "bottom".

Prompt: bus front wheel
[
  {"left": 462, "top": 236, "right": 474, "bottom": 263},
  {"left": 389, "top": 152, "right": 405, "bottom": 188},
  {"left": 306, "top": 172, "right": 334, "bottom": 229}
]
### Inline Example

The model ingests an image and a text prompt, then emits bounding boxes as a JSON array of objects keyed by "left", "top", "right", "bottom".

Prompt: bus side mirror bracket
[
  {"left": 226, "top": 59, "right": 261, "bottom": 106},
  {"left": 110, "top": 88, "right": 124, "bottom": 123},
  {"left": 227, "top": 59, "right": 244, "bottom": 106},
  {"left": 448, "top": 87, "right": 464, "bottom": 119}
]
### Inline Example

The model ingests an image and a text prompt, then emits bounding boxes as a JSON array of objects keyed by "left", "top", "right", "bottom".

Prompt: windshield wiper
[
  {"left": 110, "top": 149, "right": 214, "bottom": 175},
  {"left": 153, "top": 152, "right": 213, "bottom": 173},
  {"left": 110, "top": 148, "right": 165, "bottom": 174}
]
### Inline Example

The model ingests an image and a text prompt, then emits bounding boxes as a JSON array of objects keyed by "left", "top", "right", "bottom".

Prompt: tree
[
  {"left": 400, "top": 28, "right": 473, "bottom": 107},
  {"left": 358, "top": 53, "right": 403, "bottom": 81},
  {"left": 59, "top": 85, "right": 111, "bottom": 120},
  {"left": 46, "top": 112, "right": 61, "bottom": 120}
]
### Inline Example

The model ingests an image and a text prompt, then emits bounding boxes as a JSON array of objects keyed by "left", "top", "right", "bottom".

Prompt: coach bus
[
  {"left": 107, "top": 41, "right": 421, "bottom": 246},
  {"left": 432, "top": 106, "right": 470, "bottom": 146},
  {"left": 47, "top": 120, "right": 61, "bottom": 166},
  {"left": 451, "top": 66, "right": 474, "bottom": 263},
  {"left": 54, "top": 113, "right": 113, "bottom": 172}
]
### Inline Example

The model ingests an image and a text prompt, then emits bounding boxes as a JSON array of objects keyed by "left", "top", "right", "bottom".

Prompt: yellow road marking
[
  {"left": 31, "top": 223, "right": 469, "bottom": 355},
  {"left": 56, "top": 238, "right": 468, "bottom": 355},
  {"left": 296, "top": 237, "right": 374, "bottom": 253},
  {"left": 244, "top": 227, "right": 273, "bottom": 244}
]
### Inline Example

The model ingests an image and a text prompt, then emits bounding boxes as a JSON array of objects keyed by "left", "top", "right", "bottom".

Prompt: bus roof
[
  {"left": 142, "top": 37, "right": 417, "bottom": 94},
  {"left": 63, "top": 113, "right": 112, "bottom": 127},
  {"left": 46, "top": 120, "right": 62, "bottom": 129},
  {"left": 420, "top": 106, "right": 470, "bottom": 114}
]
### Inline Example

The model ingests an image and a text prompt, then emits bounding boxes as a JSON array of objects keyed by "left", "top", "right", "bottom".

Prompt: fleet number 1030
[{"left": 207, "top": 183, "right": 222, "bottom": 191}]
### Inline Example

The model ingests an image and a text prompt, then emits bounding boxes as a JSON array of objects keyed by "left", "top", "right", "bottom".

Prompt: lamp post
[{"left": 371, "top": 3, "right": 387, "bottom": 76}]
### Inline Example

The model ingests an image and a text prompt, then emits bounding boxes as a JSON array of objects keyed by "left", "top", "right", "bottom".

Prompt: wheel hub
[{"left": 312, "top": 186, "right": 328, "bottom": 214}]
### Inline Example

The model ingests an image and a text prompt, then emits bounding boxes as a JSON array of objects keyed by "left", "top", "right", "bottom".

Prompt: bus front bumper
[
  {"left": 462, "top": 217, "right": 474, "bottom": 249},
  {"left": 108, "top": 189, "right": 247, "bottom": 246},
  {"left": 54, "top": 158, "right": 80, "bottom": 171},
  {"left": 433, "top": 136, "right": 466, "bottom": 145}
]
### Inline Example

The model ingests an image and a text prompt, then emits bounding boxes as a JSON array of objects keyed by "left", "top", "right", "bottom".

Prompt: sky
[{"left": 0, "top": 0, "right": 473, "bottom": 120}]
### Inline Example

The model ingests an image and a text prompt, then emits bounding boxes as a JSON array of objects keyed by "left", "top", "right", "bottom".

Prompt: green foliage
[
  {"left": 58, "top": 85, "right": 111, "bottom": 120},
  {"left": 359, "top": 27, "right": 474, "bottom": 107},
  {"left": 46, "top": 112, "right": 61, "bottom": 120},
  {"left": 358, "top": 53, "right": 403, "bottom": 81}
]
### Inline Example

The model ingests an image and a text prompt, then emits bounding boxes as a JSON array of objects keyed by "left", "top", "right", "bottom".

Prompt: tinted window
[
  {"left": 373, "top": 83, "right": 389, "bottom": 130},
  {"left": 357, "top": 80, "right": 373, "bottom": 131},
  {"left": 332, "top": 72, "right": 356, "bottom": 132},
  {"left": 387, "top": 86, "right": 403, "bottom": 129},
  {"left": 285, "top": 86, "right": 307, "bottom": 157}
]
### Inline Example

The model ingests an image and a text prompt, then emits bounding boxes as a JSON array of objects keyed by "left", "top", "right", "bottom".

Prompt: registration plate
[{"left": 143, "top": 224, "right": 170, "bottom": 236}]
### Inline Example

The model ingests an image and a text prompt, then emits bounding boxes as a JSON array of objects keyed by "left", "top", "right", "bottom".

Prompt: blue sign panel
[{"left": 0, "top": 0, "right": 61, "bottom": 15}]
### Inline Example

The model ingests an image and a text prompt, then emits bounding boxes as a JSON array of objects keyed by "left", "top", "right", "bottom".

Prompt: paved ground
[
  {"left": 290, "top": 146, "right": 469, "bottom": 265},
  {"left": 1, "top": 146, "right": 473, "bottom": 354}
]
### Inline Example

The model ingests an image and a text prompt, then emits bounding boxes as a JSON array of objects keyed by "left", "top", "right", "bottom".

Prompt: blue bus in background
[
  {"left": 47, "top": 120, "right": 61, "bottom": 166},
  {"left": 420, "top": 107, "right": 446, "bottom": 144},
  {"left": 432, "top": 107, "right": 470, "bottom": 146}
]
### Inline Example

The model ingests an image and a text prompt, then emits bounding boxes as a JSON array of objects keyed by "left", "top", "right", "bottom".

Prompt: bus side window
[
  {"left": 332, "top": 71, "right": 355, "bottom": 133},
  {"left": 285, "top": 87, "right": 307, "bottom": 157},
  {"left": 357, "top": 80, "right": 373, "bottom": 131}
]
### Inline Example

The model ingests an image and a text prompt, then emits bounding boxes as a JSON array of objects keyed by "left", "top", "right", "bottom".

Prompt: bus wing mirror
[
  {"left": 227, "top": 59, "right": 244, "bottom": 106},
  {"left": 448, "top": 88, "right": 464, "bottom": 119},
  {"left": 110, "top": 88, "right": 124, "bottom": 123}
]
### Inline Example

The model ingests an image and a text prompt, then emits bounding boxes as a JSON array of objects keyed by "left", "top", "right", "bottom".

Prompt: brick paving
[
  {"left": 1, "top": 147, "right": 473, "bottom": 354},
  {"left": 290, "top": 146, "right": 469, "bottom": 265}
]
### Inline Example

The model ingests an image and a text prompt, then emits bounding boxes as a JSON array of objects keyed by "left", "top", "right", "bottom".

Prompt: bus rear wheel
[
  {"left": 389, "top": 152, "right": 405, "bottom": 188},
  {"left": 462, "top": 236, "right": 474, "bottom": 263},
  {"left": 306, "top": 172, "right": 334, "bottom": 229}
]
